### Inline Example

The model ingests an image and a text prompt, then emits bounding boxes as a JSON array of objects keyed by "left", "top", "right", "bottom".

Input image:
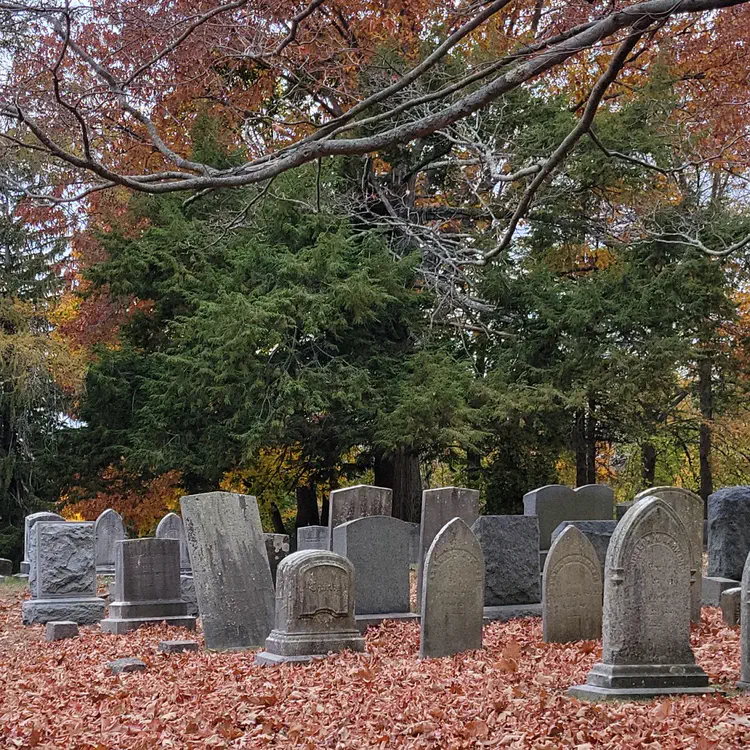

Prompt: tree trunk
[
  {"left": 466, "top": 447, "right": 482, "bottom": 490},
  {"left": 698, "top": 356, "right": 713, "bottom": 514},
  {"left": 270, "top": 502, "right": 286, "bottom": 535},
  {"left": 374, "top": 448, "right": 423, "bottom": 523},
  {"left": 642, "top": 442, "right": 657, "bottom": 486},
  {"left": 294, "top": 484, "right": 319, "bottom": 529},
  {"left": 574, "top": 408, "right": 588, "bottom": 487},
  {"left": 585, "top": 396, "right": 597, "bottom": 485}
]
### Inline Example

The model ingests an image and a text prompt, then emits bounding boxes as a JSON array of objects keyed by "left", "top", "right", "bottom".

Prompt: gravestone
[
  {"left": 420, "top": 518, "right": 484, "bottom": 659},
  {"left": 101, "top": 538, "right": 196, "bottom": 634},
  {"left": 417, "top": 487, "right": 480, "bottom": 608},
  {"left": 703, "top": 576, "right": 739, "bottom": 606},
  {"left": 332, "top": 516, "right": 411, "bottom": 615},
  {"left": 155, "top": 512, "right": 191, "bottom": 570},
  {"left": 265, "top": 533, "right": 290, "bottom": 585},
  {"left": 551, "top": 521, "right": 618, "bottom": 576},
  {"left": 721, "top": 587, "right": 741, "bottom": 627},
  {"left": 407, "top": 522, "right": 420, "bottom": 566},
  {"left": 739, "top": 553, "right": 750, "bottom": 689},
  {"left": 181, "top": 491, "right": 275, "bottom": 650},
  {"left": 327, "top": 485, "right": 392, "bottom": 549},
  {"left": 255, "top": 550, "right": 365, "bottom": 665},
  {"left": 569, "top": 497, "right": 711, "bottom": 700},
  {"left": 94, "top": 508, "right": 126, "bottom": 574},
  {"left": 543, "top": 525, "right": 602, "bottom": 643},
  {"left": 20, "top": 512, "right": 64, "bottom": 575},
  {"left": 615, "top": 502, "right": 634, "bottom": 521},
  {"left": 708, "top": 486, "right": 750, "bottom": 581},
  {"left": 0, "top": 558, "right": 11, "bottom": 577},
  {"left": 22, "top": 522, "right": 106, "bottom": 625},
  {"left": 471, "top": 516, "right": 540, "bottom": 606},
  {"left": 524, "top": 484, "right": 614, "bottom": 552},
  {"left": 634, "top": 487, "right": 703, "bottom": 621},
  {"left": 297, "top": 525, "right": 329, "bottom": 551}
]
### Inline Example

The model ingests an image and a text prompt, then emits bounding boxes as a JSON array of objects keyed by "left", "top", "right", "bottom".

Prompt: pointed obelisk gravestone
[
  {"left": 101, "top": 538, "right": 196, "bottom": 633},
  {"left": 94, "top": 509, "right": 126, "bottom": 574},
  {"left": 420, "top": 518, "right": 484, "bottom": 659},
  {"left": 634, "top": 486, "right": 703, "bottom": 621},
  {"left": 22, "top": 522, "right": 106, "bottom": 624},
  {"left": 181, "top": 492, "right": 275, "bottom": 650},
  {"left": 416, "top": 487, "right": 480, "bottom": 609},
  {"left": 569, "top": 497, "right": 711, "bottom": 700},
  {"left": 155, "top": 512, "right": 191, "bottom": 570},
  {"left": 20, "top": 512, "right": 64, "bottom": 576},
  {"left": 738, "top": 552, "right": 750, "bottom": 689},
  {"left": 327, "top": 485, "right": 392, "bottom": 550},
  {"left": 543, "top": 525, "right": 602, "bottom": 643},
  {"left": 255, "top": 550, "right": 365, "bottom": 665}
]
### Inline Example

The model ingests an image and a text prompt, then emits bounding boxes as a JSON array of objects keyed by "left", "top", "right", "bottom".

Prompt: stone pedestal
[
  {"left": 100, "top": 538, "right": 196, "bottom": 634},
  {"left": 255, "top": 550, "right": 365, "bottom": 665}
]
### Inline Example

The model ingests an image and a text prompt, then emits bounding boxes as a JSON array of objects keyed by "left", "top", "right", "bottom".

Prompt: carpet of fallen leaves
[{"left": 1, "top": 582, "right": 750, "bottom": 749}]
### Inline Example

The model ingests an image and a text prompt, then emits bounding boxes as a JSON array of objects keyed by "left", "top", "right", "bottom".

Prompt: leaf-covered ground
[{"left": 1, "top": 580, "right": 749, "bottom": 749}]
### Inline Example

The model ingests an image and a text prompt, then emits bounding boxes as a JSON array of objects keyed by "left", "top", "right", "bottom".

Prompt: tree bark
[
  {"left": 270, "top": 502, "right": 286, "bottom": 535},
  {"left": 466, "top": 447, "right": 482, "bottom": 490},
  {"left": 294, "top": 483, "right": 320, "bottom": 529},
  {"left": 574, "top": 408, "right": 588, "bottom": 487},
  {"left": 374, "top": 448, "right": 423, "bottom": 523},
  {"left": 642, "top": 442, "right": 657, "bottom": 486},
  {"left": 698, "top": 356, "right": 713, "bottom": 514},
  {"left": 585, "top": 396, "right": 597, "bottom": 485}
]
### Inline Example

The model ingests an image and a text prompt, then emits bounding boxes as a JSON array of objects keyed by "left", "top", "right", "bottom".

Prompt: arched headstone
[
  {"left": 94, "top": 509, "right": 126, "bottom": 574},
  {"left": 155, "top": 512, "right": 191, "bottom": 570}
]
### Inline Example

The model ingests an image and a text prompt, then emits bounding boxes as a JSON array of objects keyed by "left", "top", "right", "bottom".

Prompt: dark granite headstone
[{"left": 708, "top": 486, "right": 750, "bottom": 581}]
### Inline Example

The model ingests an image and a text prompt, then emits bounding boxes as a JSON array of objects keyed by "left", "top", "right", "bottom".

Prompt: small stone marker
[
  {"left": 265, "top": 533, "right": 290, "bottom": 585},
  {"left": 108, "top": 658, "right": 146, "bottom": 674},
  {"left": 569, "top": 497, "right": 711, "bottom": 700},
  {"left": 20, "top": 512, "right": 64, "bottom": 575},
  {"left": 101, "top": 538, "right": 196, "bottom": 634},
  {"left": 738, "top": 553, "right": 750, "bottom": 689},
  {"left": 155, "top": 512, "right": 191, "bottom": 570},
  {"left": 255, "top": 550, "right": 365, "bottom": 665},
  {"left": 543, "top": 526, "right": 602, "bottom": 643},
  {"left": 94, "top": 508, "right": 126, "bottom": 575},
  {"left": 45, "top": 621, "right": 79, "bottom": 641},
  {"left": 420, "top": 518, "right": 484, "bottom": 659},
  {"left": 297, "top": 525, "right": 329, "bottom": 551},
  {"left": 0, "top": 558, "right": 11, "bottom": 577},
  {"left": 332, "top": 515, "right": 411, "bottom": 615},
  {"left": 471, "top": 516, "right": 540, "bottom": 605},
  {"left": 159, "top": 640, "right": 200, "bottom": 654},
  {"left": 721, "top": 587, "right": 741, "bottom": 627},
  {"left": 417, "top": 487, "right": 480, "bottom": 608},
  {"left": 327, "top": 485, "right": 392, "bottom": 549},
  {"left": 181, "top": 491, "right": 275, "bottom": 650},
  {"left": 708, "top": 486, "right": 750, "bottom": 581},
  {"left": 22, "top": 521, "right": 106, "bottom": 625},
  {"left": 635, "top": 487, "right": 703, "bottom": 622},
  {"left": 551, "top": 520, "right": 618, "bottom": 576},
  {"left": 523, "top": 484, "right": 614, "bottom": 551}
]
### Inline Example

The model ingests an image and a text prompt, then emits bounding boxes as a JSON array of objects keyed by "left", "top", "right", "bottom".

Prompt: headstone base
[
  {"left": 100, "top": 615, "right": 197, "bottom": 634},
  {"left": 263, "top": 628, "right": 365, "bottom": 658},
  {"left": 14, "top": 573, "right": 29, "bottom": 580},
  {"left": 483, "top": 603, "right": 541, "bottom": 622},
  {"left": 22, "top": 597, "right": 105, "bottom": 625},
  {"left": 703, "top": 576, "right": 740, "bottom": 606},
  {"left": 355, "top": 612, "right": 418, "bottom": 632},
  {"left": 569, "top": 684, "right": 714, "bottom": 701},
  {"left": 255, "top": 651, "right": 327, "bottom": 666}
]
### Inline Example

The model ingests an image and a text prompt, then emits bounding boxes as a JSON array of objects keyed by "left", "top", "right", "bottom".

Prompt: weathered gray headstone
[
  {"left": 255, "top": 550, "right": 365, "bottom": 665},
  {"left": 703, "top": 575, "right": 739, "bottom": 606},
  {"left": 543, "top": 526, "right": 602, "bottom": 643},
  {"left": 407, "top": 522, "right": 419, "bottom": 566},
  {"left": 265, "top": 533, "right": 290, "bottom": 585},
  {"left": 155, "top": 512, "right": 191, "bottom": 570},
  {"left": 738, "top": 553, "right": 750, "bottom": 689},
  {"left": 420, "top": 518, "right": 484, "bottom": 659},
  {"left": 708, "top": 486, "right": 750, "bottom": 581},
  {"left": 297, "top": 525, "right": 329, "bottom": 551},
  {"left": 471, "top": 516, "right": 540, "bottom": 606},
  {"left": 181, "top": 491, "right": 275, "bottom": 651},
  {"left": 523, "top": 484, "right": 614, "bottom": 551},
  {"left": 721, "top": 587, "right": 741, "bottom": 627},
  {"left": 417, "top": 487, "right": 480, "bottom": 608},
  {"left": 551, "top": 520, "right": 618, "bottom": 576},
  {"left": 327, "top": 485, "right": 392, "bottom": 549},
  {"left": 101, "top": 538, "right": 196, "bottom": 634},
  {"left": 332, "top": 515, "right": 411, "bottom": 615},
  {"left": 634, "top": 486, "right": 703, "bottom": 622},
  {"left": 569, "top": 497, "right": 711, "bottom": 700},
  {"left": 22, "top": 522, "right": 106, "bottom": 625},
  {"left": 21, "top": 512, "right": 64, "bottom": 575},
  {"left": 45, "top": 621, "right": 79, "bottom": 641},
  {"left": 0, "top": 558, "right": 11, "bottom": 576},
  {"left": 94, "top": 508, "right": 126, "bottom": 574}
]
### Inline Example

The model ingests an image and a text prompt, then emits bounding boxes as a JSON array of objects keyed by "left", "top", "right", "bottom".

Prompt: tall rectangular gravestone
[
  {"left": 327, "top": 485, "right": 392, "bottom": 550},
  {"left": 738, "top": 553, "right": 750, "bottom": 689},
  {"left": 94, "top": 508, "right": 126, "bottom": 575},
  {"left": 181, "top": 492, "right": 275, "bottom": 650},
  {"left": 297, "top": 525, "right": 329, "bottom": 551},
  {"left": 22, "top": 522, "right": 106, "bottom": 625},
  {"left": 708, "top": 486, "right": 750, "bottom": 581},
  {"left": 417, "top": 487, "right": 480, "bottom": 609},
  {"left": 155, "top": 512, "right": 196, "bottom": 615},
  {"left": 20, "top": 512, "right": 64, "bottom": 576}
]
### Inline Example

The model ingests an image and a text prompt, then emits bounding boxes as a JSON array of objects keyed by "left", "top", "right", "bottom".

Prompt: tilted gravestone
[
  {"left": 523, "top": 484, "right": 614, "bottom": 551},
  {"left": 420, "top": 518, "right": 484, "bottom": 659},
  {"left": 265, "top": 534, "right": 290, "bottom": 586},
  {"left": 20, "top": 512, "right": 64, "bottom": 575},
  {"left": 551, "top": 521, "right": 618, "bottom": 577},
  {"left": 255, "top": 550, "right": 365, "bottom": 665},
  {"left": 634, "top": 487, "right": 703, "bottom": 622},
  {"left": 181, "top": 491, "right": 275, "bottom": 650},
  {"left": 543, "top": 525, "right": 602, "bottom": 643},
  {"left": 332, "top": 515, "right": 411, "bottom": 615},
  {"left": 101, "top": 538, "right": 196, "bottom": 634},
  {"left": 471, "top": 516, "right": 540, "bottom": 606},
  {"left": 417, "top": 487, "right": 480, "bottom": 609},
  {"left": 327, "top": 485, "right": 392, "bottom": 550},
  {"left": 708, "top": 486, "right": 750, "bottom": 581},
  {"left": 569, "top": 497, "right": 711, "bottom": 700},
  {"left": 155, "top": 512, "right": 191, "bottom": 570},
  {"left": 22, "top": 522, "right": 106, "bottom": 625},
  {"left": 297, "top": 525, "right": 329, "bottom": 551},
  {"left": 738, "top": 553, "right": 750, "bottom": 689},
  {"left": 94, "top": 508, "right": 126, "bottom": 574}
]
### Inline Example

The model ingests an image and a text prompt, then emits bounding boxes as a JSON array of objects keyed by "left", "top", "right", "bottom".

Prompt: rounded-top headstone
[
  {"left": 155, "top": 512, "right": 191, "bottom": 570},
  {"left": 94, "top": 509, "right": 126, "bottom": 573}
]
